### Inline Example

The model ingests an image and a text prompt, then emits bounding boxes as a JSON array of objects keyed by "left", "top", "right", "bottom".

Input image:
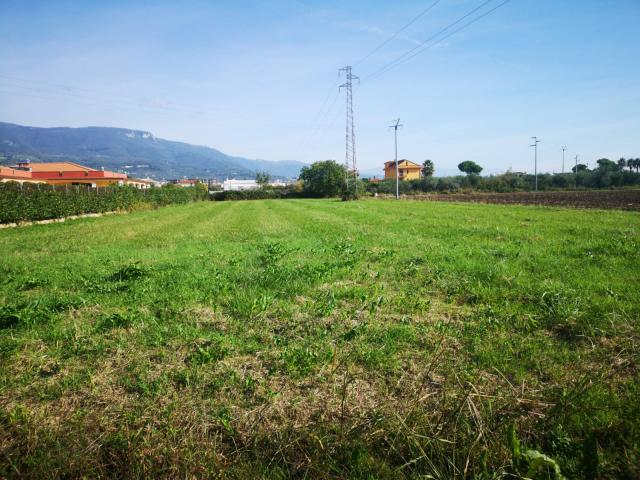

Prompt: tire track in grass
[
  {"left": 270, "top": 199, "right": 366, "bottom": 237},
  {"left": 1, "top": 202, "right": 236, "bottom": 289},
  {"left": 0, "top": 201, "right": 224, "bottom": 256},
  {"left": 277, "top": 199, "right": 435, "bottom": 252},
  {"left": 93, "top": 202, "right": 246, "bottom": 272}
]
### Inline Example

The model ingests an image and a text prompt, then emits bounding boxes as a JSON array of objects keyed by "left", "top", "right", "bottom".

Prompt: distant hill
[{"left": 0, "top": 122, "right": 306, "bottom": 180}]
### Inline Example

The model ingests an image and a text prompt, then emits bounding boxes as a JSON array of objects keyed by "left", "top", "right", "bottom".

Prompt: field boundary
[
  {"left": 0, "top": 210, "right": 128, "bottom": 229},
  {"left": 376, "top": 189, "right": 640, "bottom": 210}
]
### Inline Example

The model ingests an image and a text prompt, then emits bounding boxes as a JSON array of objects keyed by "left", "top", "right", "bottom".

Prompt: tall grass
[{"left": 0, "top": 199, "right": 638, "bottom": 478}]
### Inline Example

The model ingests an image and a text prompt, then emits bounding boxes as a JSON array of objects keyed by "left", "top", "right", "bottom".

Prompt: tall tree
[
  {"left": 457, "top": 160, "right": 483, "bottom": 175},
  {"left": 299, "top": 160, "right": 347, "bottom": 197},
  {"left": 627, "top": 158, "right": 635, "bottom": 171},
  {"left": 596, "top": 158, "right": 620, "bottom": 171},
  {"left": 255, "top": 171, "right": 271, "bottom": 187},
  {"left": 618, "top": 158, "right": 627, "bottom": 170},
  {"left": 421, "top": 159, "right": 435, "bottom": 177}
]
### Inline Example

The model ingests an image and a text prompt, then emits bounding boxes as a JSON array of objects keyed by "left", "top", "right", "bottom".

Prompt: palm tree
[
  {"left": 635, "top": 158, "right": 640, "bottom": 172},
  {"left": 618, "top": 157, "right": 627, "bottom": 170},
  {"left": 627, "top": 158, "right": 634, "bottom": 171},
  {"left": 421, "top": 159, "right": 435, "bottom": 177}
]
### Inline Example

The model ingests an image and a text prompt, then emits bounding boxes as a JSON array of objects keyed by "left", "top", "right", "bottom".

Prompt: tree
[
  {"left": 255, "top": 171, "right": 271, "bottom": 188},
  {"left": 572, "top": 163, "right": 588, "bottom": 173},
  {"left": 299, "top": 160, "right": 347, "bottom": 197},
  {"left": 421, "top": 159, "right": 435, "bottom": 177},
  {"left": 618, "top": 158, "right": 627, "bottom": 170},
  {"left": 596, "top": 158, "right": 620, "bottom": 171},
  {"left": 627, "top": 158, "right": 635, "bottom": 171},
  {"left": 458, "top": 160, "right": 483, "bottom": 175}
]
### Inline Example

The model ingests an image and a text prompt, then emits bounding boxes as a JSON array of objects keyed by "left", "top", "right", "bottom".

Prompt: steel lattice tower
[{"left": 339, "top": 66, "right": 358, "bottom": 191}]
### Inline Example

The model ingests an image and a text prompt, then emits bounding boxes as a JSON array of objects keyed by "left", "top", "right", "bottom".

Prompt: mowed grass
[{"left": 0, "top": 199, "right": 638, "bottom": 479}]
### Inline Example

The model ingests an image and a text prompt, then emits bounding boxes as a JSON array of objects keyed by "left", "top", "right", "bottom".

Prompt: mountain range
[{"left": 0, "top": 122, "right": 306, "bottom": 180}]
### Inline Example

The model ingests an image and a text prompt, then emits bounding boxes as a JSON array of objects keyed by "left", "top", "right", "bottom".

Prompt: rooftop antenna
[{"left": 389, "top": 118, "right": 403, "bottom": 200}]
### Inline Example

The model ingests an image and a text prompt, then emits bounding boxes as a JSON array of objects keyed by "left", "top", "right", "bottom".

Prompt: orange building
[
  {"left": 0, "top": 166, "right": 44, "bottom": 184},
  {"left": 26, "top": 161, "right": 127, "bottom": 187},
  {"left": 0, "top": 161, "right": 151, "bottom": 188},
  {"left": 384, "top": 159, "right": 422, "bottom": 181}
]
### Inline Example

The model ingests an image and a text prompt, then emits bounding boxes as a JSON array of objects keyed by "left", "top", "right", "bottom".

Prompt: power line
[
  {"left": 307, "top": 106, "right": 344, "bottom": 153},
  {"left": 365, "top": 0, "right": 494, "bottom": 80},
  {"left": 298, "top": 1, "right": 442, "bottom": 158},
  {"left": 354, "top": 0, "right": 443, "bottom": 67},
  {"left": 296, "top": 83, "right": 341, "bottom": 152},
  {"left": 303, "top": 0, "right": 512, "bottom": 165},
  {"left": 364, "top": 0, "right": 511, "bottom": 82},
  {"left": 339, "top": 66, "right": 359, "bottom": 193}
]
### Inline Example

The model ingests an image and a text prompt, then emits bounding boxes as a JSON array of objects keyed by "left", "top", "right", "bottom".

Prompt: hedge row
[
  {"left": 0, "top": 182, "right": 208, "bottom": 223},
  {"left": 211, "top": 189, "right": 304, "bottom": 201},
  {"left": 366, "top": 170, "right": 640, "bottom": 195}
]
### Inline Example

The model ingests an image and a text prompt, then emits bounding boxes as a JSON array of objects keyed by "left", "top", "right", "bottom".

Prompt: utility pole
[
  {"left": 574, "top": 154, "right": 579, "bottom": 188},
  {"left": 339, "top": 66, "right": 359, "bottom": 195},
  {"left": 561, "top": 146, "right": 567, "bottom": 174},
  {"left": 390, "top": 118, "right": 403, "bottom": 200},
  {"left": 530, "top": 136, "right": 541, "bottom": 191}
]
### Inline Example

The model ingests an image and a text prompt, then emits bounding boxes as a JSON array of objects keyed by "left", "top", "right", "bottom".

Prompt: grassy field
[{"left": 1, "top": 199, "right": 639, "bottom": 479}]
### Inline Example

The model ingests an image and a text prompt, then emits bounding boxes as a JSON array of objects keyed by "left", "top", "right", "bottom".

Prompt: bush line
[{"left": 0, "top": 182, "right": 208, "bottom": 223}]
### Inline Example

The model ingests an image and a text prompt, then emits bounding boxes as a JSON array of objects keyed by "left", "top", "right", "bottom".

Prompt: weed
[
  {"left": 186, "top": 339, "right": 228, "bottom": 365},
  {"left": 0, "top": 305, "right": 20, "bottom": 329},
  {"left": 98, "top": 311, "right": 138, "bottom": 331},
  {"left": 108, "top": 262, "right": 150, "bottom": 282}
]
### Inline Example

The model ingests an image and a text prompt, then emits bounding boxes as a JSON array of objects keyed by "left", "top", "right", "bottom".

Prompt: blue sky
[{"left": 1, "top": 0, "right": 638, "bottom": 176}]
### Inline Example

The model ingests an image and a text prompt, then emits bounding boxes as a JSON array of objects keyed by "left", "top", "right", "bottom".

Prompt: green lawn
[{"left": 1, "top": 199, "right": 638, "bottom": 479}]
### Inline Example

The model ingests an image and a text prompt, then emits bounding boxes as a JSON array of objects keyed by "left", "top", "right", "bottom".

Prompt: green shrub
[
  {"left": 211, "top": 188, "right": 304, "bottom": 201},
  {"left": 0, "top": 183, "right": 207, "bottom": 223},
  {"left": 211, "top": 189, "right": 284, "bottom": 201}
]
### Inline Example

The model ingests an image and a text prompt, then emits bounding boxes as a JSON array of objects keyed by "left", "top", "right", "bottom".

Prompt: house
[
  {"left": 0, "top": 166, "right": 44, "bottom": 184},
  {"left": 137, "top": 177, "right": 165, "bottom": 188},
  {"left": 171, "top": 179, "right": 200, "bottom": 188},
  {"left": 125, "top": 178, "right": 154, "bottom": 189},
  {"left": 12, "top": 161, "right": 129, "bottom": 187},
  {"left": 268, "top": 179, "right": 289, "bottom": 188},
  {"left": 223, "top": 179, "right": 259, "bottom": 191},
  {"left": 0, "top": 161, "right": 151, "bottom": 188},
  {"left": 384, "top": 159, "right": 422, "bottom": 181}
]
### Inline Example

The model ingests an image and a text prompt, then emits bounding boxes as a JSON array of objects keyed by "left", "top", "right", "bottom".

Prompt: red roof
[
  {"left": 30, "top": 170, "right": 126, "bottom": 181},
  {"left": 0, "top": 166, "right": 34, "bottom": 180},
  {"left": 22, "top": 162, "right": 93, "bottom": 172},
  {"left": 8, "top": 161, "right": 126, "bottom": 181}
]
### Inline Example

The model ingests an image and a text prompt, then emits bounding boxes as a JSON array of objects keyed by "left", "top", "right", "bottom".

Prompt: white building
[
  {"left": 223, "top": 179, "right": 259, "bottom": 191},
  {"left": 269, "top": 180, "right": 289, "bottom": 188}
]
